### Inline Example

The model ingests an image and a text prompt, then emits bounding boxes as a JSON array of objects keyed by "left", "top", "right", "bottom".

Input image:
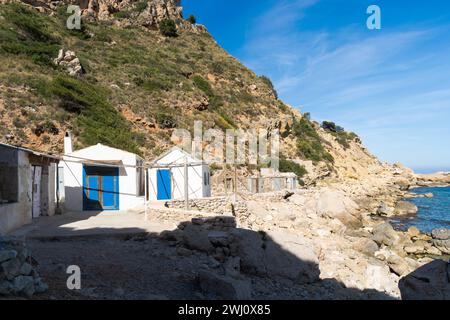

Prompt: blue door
[
  {"left": 83, "top": 166, "right": 119, "bottom": 210},
  {"left": 157, "top": 169, "right": 171, "bottom": 200}
]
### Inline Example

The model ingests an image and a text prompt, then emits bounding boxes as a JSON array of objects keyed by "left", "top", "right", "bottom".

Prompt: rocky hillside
[{"left": 0, "top": 0, "right": 384, "bottom": 182}]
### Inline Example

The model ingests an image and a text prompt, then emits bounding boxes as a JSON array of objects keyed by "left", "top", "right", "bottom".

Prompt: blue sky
[{"left": 183, "top": 0, "right": 450, "bottom": 172}]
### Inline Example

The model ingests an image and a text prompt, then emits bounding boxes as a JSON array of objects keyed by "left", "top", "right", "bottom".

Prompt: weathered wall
[
  {"left": 0, "top": 151, "right": 32, "bottom": 235},
  {"left": 165, "top": 196, "right": 248, "bottom": 216}
]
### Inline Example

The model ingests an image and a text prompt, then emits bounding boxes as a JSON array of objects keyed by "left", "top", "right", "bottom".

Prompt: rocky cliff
[{"left": 0, "top": 1, "right": 394, "bottom": 184}]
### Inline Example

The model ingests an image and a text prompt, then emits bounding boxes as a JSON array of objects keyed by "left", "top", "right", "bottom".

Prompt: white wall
[
  {"left": 148, "top": 164, "right": 211, "bottom": 201},
  {"left": 62, "top": 144, "right": 144, "bottom": 212}
]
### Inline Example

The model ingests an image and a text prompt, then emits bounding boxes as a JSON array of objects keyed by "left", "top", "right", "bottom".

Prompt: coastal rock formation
[
  {"left": 431, "top": 229, "right": 450, "bottom": 255},
  {"left": 399, "top": 260, "right": 450, "bottom": 300},
  {"left": 0, "top": 237, "right": 48, "bottom": 298}
]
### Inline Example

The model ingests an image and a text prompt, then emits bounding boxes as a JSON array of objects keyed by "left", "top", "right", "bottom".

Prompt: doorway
[{"left": 83, "top": 166, "right": 119, "bottom": 211}]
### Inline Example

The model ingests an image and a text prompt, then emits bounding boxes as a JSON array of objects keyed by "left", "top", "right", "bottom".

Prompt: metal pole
[
  {"left": 144, "top": 168, "right": 148, "bottom": 221},
  {"left": 233, "top": 165, "right": 237, "bottom": 203},
  {"left": 184, "top": 157, "right": 189, "bottom": 210}
]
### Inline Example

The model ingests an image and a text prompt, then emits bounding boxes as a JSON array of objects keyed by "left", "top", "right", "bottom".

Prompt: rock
[
  {"left": 1, "top": 258, "right": 22, "bottom": 280},
  {"left": 365, "top": 261, "right": 399, "bottom": 295},
  {"left": 353, "top": 238, "right": 379, "bottom": 256},
  {"left": 53, "top": 49, "right": 84, "bottom": 76},
  {"left": 0, "top": 280, "right": 12, "bottom": 295},
  {"left": 372, "top": 223, "right": 400, "bottom": 247},
  {"left": 19, "top": 263, "right": 33, "bottom": 276},
  {"left": 431, "top": 229, "right": 450, "bottom": 255},
  {"left": 387, "top": 254, "right": 410, "bottom": 276},
  {"left": 0, "top": 250, "right": 17, "bottom": 263},
  {"left": 407, "top": 226, "right": 420, "bottom": 238},
  {"left": 432, "top": 228, "right": 450, "bottom": 240},
  {"left": 229, "top": 229, "right": 266, "bottom": 276},
  {"left": 399, "top": 260, "right": 450, "bottom": 300},
  {"left": 404, "top": 242, "right": 427, "bottom": 255},
  {"left": 376, "top": 202, "right": 394, "bottom": 216},
  {"left": 176, "top": 247, "right": 192, "bottom": 257},
  {"left": 394, "top": 201, "right": 418, "bottom": 215},
  {"left": 264, "top": 231, "right": 320, "bottom": 284},
  {"left": 12, "top": 275, "right": 35, "bottom": 298},
  {"left": 423, "top": 192, "right": 434, "bottom": 198},
  {"left": 316, "top": 189, "right": 362, "bottom": 228},
  {"left": 197, "top": 270, "right": 251, "bottom": 300},
  {"left": 34, "top": 278, "right": 48, "bottom": 294},
  {"left": 207, "top": 231, "right": 229, "bottom": 247},
  {"left": 181, "top": 224, "right": 215, "bottom": 253}
]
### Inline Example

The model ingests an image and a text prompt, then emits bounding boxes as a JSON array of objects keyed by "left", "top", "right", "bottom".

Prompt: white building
[
  {"left": 148, "top": 147, "right": 211, "bottom": 201},
  {"left": 0, "top": 143, "right": 59, "bottom": 235},
  {"left": 61, "top": 133, "right": 145, "bottom": 212},
  {"left": 248, "top": 168, "right": 299, "bottom": 193}
]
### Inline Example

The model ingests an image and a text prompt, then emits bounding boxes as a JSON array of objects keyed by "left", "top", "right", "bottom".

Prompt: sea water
[{"left": 391, "top": 186, "right": 450, "bottom": 233}]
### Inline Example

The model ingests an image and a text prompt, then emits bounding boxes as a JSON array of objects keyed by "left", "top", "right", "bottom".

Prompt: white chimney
[{"left": 64, "top": 131, "right": 73, "bottom": 154}]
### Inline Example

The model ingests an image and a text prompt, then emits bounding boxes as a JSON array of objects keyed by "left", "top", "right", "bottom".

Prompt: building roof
[
  {"left": 0, "top": 142, "right": 60, "bottom": 162},
  {"left": 151, "top": 146, "right": 203, "bottom": 165},
  {"left": 65, "top": 143, "right": 142, "bottom": 161}
]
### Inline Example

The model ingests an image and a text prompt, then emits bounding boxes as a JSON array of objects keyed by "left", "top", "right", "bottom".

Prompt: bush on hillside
[
  {"left": 279, "top": 158, "right": 307, "bottom": 178},
  {"left": 159, "top": 19, "right": 178, "bottom": 37},
  {"left": 259, "top": 75, "right": 278, "bottom": 99},
  {"left": 187, "top": 15, "right": 196, "bottom": 25}
]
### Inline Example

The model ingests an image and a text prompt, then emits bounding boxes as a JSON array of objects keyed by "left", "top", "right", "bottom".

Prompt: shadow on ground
[{"left": 24, "top": 216, "right": 401, "bottom": 300}]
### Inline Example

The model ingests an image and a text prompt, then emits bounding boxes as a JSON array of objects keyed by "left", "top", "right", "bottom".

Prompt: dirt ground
[
  {"left": 27, "top": 235, "right": 205, "bottom": 300},
  {"left": 25, "top": 233, "right": 393, "bottom": 300}
]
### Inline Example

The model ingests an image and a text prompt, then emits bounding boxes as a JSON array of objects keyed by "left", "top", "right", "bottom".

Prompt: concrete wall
[
  {"left": 62, "top": 145, "right": 144, "bottom": 212},
  {"left": 0, "top": 150, "right": 58, "bottom": 235},
  {"left": 0, "top": 150, "right": 32, "bottom": 235}
]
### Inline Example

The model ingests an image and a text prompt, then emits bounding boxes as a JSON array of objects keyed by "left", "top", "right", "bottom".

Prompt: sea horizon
[{"left": 411, "top": 167, "right": 450, "bottom": 174}]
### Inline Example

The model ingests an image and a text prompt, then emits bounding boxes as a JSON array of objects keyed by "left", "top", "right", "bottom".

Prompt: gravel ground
[{"left": 26, "top": 235, "right": 394, "bottom": 300}]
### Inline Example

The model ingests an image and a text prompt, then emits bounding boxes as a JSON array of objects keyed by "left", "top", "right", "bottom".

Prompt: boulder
[
  {"left": 229, "top": 229, "right": 267, "bottom": 276},
  {"left": 365, "top": 260, "right": 400, "bottom": 295},
  {"left": 12, "top": 276, "right": 35, "bottom": 298},
  {"left": 181, "top": 224, "right": 215, "bottom": 253},
  {"left": 197, "top": 270, "right": 251, "bottom": 300},
  {"left": 376, "top": 202, "right": 394, "bottom": 216},
  {"left": 394, "top": 201, "right": 418, "bottom": 215},
  {"left": 407, "top": 226, "right": 420, "bottom": 238},
  {"left": 399, "top": 260, "right": 450, "bottom": 300},
  {"left": 0, "top": 250, "right": 17, "bottom": 263},
  {"left": 1, "top": 258, "right": 22, "bottom": 280},
  {"left": 316, "top": 189, "right": 362, "bottom": 228},
  {"left": 353, "top": 238, "right": 379, "bottom": 256},
  {"left": 387, "top": 254, "right": 410, "bottom": 276},
  {"left": 264, "top": 231, "right": 320, "bottom": 284},
  {"left": 372, "top": 223, "right": 400, "bottom": 247},
  {"left": 431, "top": 229, "right": 450, "bottom": 255}
]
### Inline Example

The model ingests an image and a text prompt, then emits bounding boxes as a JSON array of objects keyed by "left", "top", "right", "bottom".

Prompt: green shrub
[
  {"left": 192, "top": 75, "right": 214, "bottom": 98},
  {"left": 321, "top": 121, "right": 358, "bottom": 149},
  {"left": 0, "top": 3, "right": 60, "bottom": 65},
  {"left": 48, "top": 76, "right": 139, "bottom": 153},
  {"left": 279, "top": 158, "right": 307, "bottom": 177},
  {"left": 259, "top": 75, "right": 278, "bottom": 99},
  {"left": 293, "top": 116, "right": 334, "bottom": 163},
  {"left": 159, "top": 19, "right": 178, "bottom": 37},
  {"left": 187, "top": 14, "right": 197, "bottom": 25},
  {"left": 156, "top": 112, "right": 176, "bottom": 128}
]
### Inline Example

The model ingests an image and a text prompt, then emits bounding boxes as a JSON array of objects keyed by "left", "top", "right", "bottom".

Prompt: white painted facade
[
  {"left": 148, "top": 147, "right": 211, "bottom": 201},
  {"left": 61, "top": 142, "right": 145, "bottom": 212}
]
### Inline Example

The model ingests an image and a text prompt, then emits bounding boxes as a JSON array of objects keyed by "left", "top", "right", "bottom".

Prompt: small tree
[
  {"left": 187, "top": 14, "right": 196, "bottom": 25},
  {"left": 159, "top": 19, "right": 178, "bottom": 37}
]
